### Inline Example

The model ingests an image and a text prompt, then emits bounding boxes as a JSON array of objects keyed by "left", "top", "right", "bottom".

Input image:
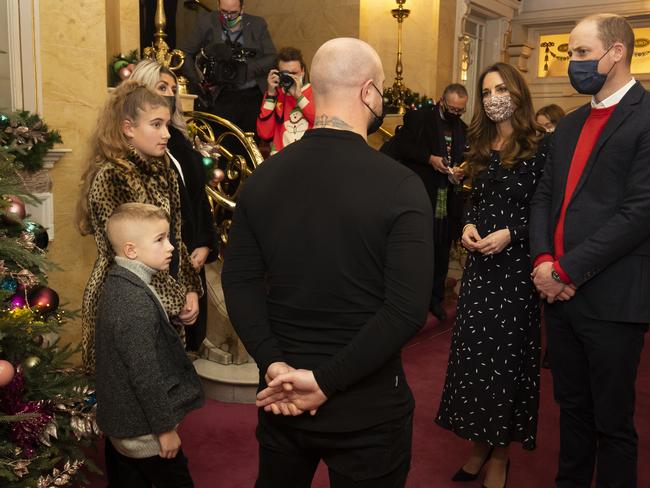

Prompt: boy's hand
[{"left": 158, "top": 429, "right": 181, "bottom": 458}]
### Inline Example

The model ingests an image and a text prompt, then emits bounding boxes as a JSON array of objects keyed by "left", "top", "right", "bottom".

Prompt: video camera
[{"left": 198, "top": 41, "right": 256, "bottom": 86}]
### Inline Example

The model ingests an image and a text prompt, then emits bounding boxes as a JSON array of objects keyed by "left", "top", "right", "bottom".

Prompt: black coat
[
  {"left": 530, "top": 82, "right": 650, "bottom": 323},
  {"left": 396, "top": 106, "right": 467, "bottom": 193},
  {"left": 167, "top": 126, "right": 219, "bottom": 262}
]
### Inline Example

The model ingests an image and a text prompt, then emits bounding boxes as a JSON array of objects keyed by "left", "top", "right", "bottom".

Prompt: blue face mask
[{"left": 568, "top": 45, "right": 615, "bottom": 95}]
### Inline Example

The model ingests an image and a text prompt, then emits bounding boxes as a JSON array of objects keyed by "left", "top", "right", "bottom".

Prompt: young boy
[{"left": 95, "top": 202, "right": 204, "bottom": 487}]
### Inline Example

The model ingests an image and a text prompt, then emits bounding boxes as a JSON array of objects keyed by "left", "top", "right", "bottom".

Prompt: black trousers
[
  {"left": 211, "top": 86, "right": 262, "bottom": 134},
  {"left": 105, "top": 437, "right": 194, "bottom": 488},
  {"left": 545, "top": 301, "right": 647, "bottom": 488},
  {"left": 431, "top": 216, "right": 451, "bottom": 305},
  {"left": 255, "top": 411, "right": 413, "bottom": 488},
  {"left": 185, "top": 267, "right": 207, "bottom": 352}
]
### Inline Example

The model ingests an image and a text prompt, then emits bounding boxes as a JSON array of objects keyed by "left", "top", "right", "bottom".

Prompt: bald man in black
[{"left": 222, "top": 38, "right": 433, "bottom": 488}]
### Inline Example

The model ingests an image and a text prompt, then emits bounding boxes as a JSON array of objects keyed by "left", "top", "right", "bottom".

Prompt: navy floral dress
[{"left": 436, "top": 141, "right": 547, "bottom": 450}]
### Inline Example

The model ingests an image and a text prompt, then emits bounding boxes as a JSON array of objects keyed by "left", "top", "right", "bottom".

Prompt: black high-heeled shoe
[
  {"left": 451, "top": 447, "right": 494, "bottom": 482},
  {"left": 482, "top": 459, "right": 510, "bottom": 488}
]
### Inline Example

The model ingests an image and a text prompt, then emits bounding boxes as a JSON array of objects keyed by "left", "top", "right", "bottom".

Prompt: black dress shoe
[
  {"left": 482, "top": 459, "right": 510, "bottom": 488},
  {"left": 452, "top": 447, "right": 493, "bottom": 482},
  {"left": 430, "top": 302, "right": 447, "bottom": 321}
]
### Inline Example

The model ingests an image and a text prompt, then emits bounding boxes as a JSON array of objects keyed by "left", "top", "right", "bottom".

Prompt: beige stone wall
[
  {"left": 39, "top": 0, "right": 110, "bottom": 357},
  {"left": 360, "top": 0, "right": 455, "bottom": 100},
  {"left": 244, "top": 0, "right": 361, "bottom": 69}
]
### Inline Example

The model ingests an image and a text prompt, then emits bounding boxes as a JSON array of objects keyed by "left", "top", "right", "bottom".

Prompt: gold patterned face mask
[{"left": 483, "top": 95, "right": 516, "bottom": 122}]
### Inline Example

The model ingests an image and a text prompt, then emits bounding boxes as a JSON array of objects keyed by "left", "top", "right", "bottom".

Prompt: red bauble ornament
[
  {"left": 2, "top": 195, "right": 26, "bottom": 224},
  {"left": 0, "top": 359, "right": 15, "bottom": 387},
  {"left": 118, "top": 66, "right": 132, "bottom": 80},
  {"left": 27, "top": 286, "right": 59, "bottom": 315}
]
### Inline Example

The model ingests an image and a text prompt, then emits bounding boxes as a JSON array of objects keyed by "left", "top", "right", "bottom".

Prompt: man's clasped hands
[{"left": 255, "top": 362, "right": 328, "bottom": 416}]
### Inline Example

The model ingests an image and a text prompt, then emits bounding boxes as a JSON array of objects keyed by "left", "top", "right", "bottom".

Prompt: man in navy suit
[{"left": 530, "top": 14, "right": 650, "bottom": 488}]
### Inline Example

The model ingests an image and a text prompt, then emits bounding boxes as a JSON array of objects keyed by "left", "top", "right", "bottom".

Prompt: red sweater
[
  {"left": 256, "top": 84, "right": 315, "bottom": 155},
  {"left": 534, "top": 104, "right": 617, "bottom": 283}
]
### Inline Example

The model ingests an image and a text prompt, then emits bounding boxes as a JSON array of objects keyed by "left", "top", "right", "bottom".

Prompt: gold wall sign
[{"left": 538, "top": 27, "right": 650, "bottom": 77}]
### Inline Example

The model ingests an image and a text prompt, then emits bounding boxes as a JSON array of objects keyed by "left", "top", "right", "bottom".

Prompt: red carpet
[{"left": 85, "top": 305, "right": 650, "bottom": 487}]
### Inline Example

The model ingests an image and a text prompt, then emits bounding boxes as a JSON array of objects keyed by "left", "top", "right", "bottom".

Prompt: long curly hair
[
  {"left": 76, "top": 81, "right": 168, "bottom": 235},
  {"left": 465, "top": 62, "right": 542, "bottom": 174}
]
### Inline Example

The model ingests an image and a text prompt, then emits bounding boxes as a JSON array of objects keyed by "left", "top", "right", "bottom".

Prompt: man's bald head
[{"left": 311, "top": 38, "right": 383, "bottom": 100}]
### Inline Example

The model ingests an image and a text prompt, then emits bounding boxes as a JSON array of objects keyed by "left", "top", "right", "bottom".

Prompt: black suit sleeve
[
  {"left": 312, "top": 175, "right": 434, "bottom": 397},
  {"left": 529, "top": 133, "right": 556, "bottom": 261},
  {"left": 221, "top": 188, "right": 285, "bottom": 376},
  {"left": 179, "top": 13, "right": 214, "bottom": 88},
  {"left": 559, "top": 126, "right": 650, "bottom": 286},
  {"left": 396, "top": 110, "right": 431, "bottom": 166}
]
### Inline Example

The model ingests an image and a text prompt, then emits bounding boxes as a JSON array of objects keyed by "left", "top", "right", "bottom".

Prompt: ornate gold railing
[{"left": 185, "top": 111, "right": 263, "bottom": 254}]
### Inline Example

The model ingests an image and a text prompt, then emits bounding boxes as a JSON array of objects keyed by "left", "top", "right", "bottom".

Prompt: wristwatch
[{"left": 551, "top": 268, "right": 563, "bottom": 283}]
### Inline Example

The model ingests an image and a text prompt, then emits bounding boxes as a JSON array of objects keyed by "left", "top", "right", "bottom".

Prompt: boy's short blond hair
[{"left": 106, "top": 203, "right": 170, "bottom": 254}]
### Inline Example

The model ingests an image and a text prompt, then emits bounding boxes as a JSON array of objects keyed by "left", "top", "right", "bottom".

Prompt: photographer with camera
[
  {"left": 179, "top": 0, "right": 276, "bottom": 133},
  {"left": 257, "top": 47, "right": 315, "bottom": 155}
]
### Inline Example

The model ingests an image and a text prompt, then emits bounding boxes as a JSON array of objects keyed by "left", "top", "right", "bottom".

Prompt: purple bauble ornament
[
  {"left": 27, "top": 286, "right": 59, "bottom": 315},
  {"left": 8, "top": 292, "right": 27, "bottom": 310}
]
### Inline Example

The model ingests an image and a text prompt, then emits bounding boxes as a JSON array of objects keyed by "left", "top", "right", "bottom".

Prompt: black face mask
[
  {"left": 363, "top": 83, "right": 385, "bottom": 135},
  {"left": 163, "top": 95, "right": 176, "bottom": 114},
  {"left": 440, "top": 99, "right": 462, "bottom": 121}
]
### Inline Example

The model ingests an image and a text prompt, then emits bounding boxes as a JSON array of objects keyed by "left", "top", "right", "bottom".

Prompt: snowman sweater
[{"left": 256, "top": 83, "right": 315, "bottom": 155}]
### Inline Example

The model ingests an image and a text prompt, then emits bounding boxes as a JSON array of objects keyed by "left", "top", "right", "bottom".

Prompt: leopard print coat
[{"left": 81, "top": 151, "right": 202, "bottom": 372}]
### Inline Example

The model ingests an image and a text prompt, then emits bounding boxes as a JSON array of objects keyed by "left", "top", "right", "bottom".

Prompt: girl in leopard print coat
[{"left": 77, "top": 81, "right": 202, "bottom": 372}]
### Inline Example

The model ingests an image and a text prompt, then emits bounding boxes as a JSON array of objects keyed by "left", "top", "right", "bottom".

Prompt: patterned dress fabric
[
  {"left": 81, "top": 151, "right": 202, "bottom": 373},
  {"left": 436, "top": 144, "right": 547, "bottom": 450}
]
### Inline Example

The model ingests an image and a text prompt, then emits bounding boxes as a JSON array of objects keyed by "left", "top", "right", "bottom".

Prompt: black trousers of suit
[
  {"left": 210, "top": 86, "right": 262, "bottom": 135},
  {"left": 544, "top": 301, "right": 647, "bottom": 488},
  {"left": 431, "top": 215, "right": 451, "bottom": 306},
  {"left": 105, "top": 437, "right": 194, "bottom": 488},
  {"left": 255, "top": 411, "right": 413, "bottom": 488},
  {"left": 185, "top": 267, "right": 207, "bottom": 352}
]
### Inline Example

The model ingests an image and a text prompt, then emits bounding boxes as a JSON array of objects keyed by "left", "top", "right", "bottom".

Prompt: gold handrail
[{"left": 185, "top": 111, "right": 264, "bottom": 252}]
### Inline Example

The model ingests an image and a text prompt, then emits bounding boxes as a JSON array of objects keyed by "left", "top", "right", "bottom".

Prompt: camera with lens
[
  {"left": 199, "top": 41, "right": 256, "bottom": 86},
  {"left": 278, "top": 71, "right": 295, "bottom": 90}
]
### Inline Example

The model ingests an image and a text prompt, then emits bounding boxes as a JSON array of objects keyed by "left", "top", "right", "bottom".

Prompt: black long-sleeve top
[{"left": 221, "top": 128, "right": 433, "bottom": 431}]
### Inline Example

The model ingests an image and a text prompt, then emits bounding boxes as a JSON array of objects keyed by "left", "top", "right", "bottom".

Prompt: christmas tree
[{"left": 0, "top": 112, "right": 99, "bottom": 487}]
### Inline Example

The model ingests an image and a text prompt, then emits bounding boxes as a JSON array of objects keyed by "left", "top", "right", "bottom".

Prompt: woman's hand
[
  {"left": 190, "top": 246, "right": 210, "bottom": 271},
  {"left": 178, "top": 292, "right": 199, "bottom": 325},
  {"left": 475, "top": 229, "right": 511, "bottom": 255},
  {"left": 461, "top": 224, "right": 482, "bottom": 251}
]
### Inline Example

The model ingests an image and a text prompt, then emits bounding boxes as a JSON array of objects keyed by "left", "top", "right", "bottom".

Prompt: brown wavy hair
[
  {"left": 76, "top": 81, "right": 168, "bottom": 235},
  {"left": 465, "top": 62, "right": 542, "bottom": 174}
]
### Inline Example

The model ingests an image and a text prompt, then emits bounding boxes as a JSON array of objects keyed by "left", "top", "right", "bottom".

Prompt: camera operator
[
  {"left": 179, "top": 0, "right": 276, "bottom": 133},
  {"left": 257, "top": 47, "right": 315, "bottom": 155}
]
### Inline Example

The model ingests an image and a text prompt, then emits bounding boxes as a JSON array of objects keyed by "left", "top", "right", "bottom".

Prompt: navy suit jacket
[{"left": 530, "top": 81, "right": 650, "bottom": 323}]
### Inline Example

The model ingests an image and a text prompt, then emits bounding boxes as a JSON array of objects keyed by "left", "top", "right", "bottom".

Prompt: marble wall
[{"left": 39, "top": 0, "right": 111, "bottom": 354}]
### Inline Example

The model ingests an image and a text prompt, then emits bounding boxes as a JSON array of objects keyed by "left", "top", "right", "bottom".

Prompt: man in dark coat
[
  {"left": 179, "top": 0, "right": 276, "bottom": 132},
  {"left": 396, "top": 84, "right": 468, "bottom": 320},
  {"left": 530, "top": 14, "right": 650, "bottom": 488}
]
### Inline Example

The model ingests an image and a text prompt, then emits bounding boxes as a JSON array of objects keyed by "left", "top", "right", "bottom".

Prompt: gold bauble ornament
[{"left": 23, "top": 355, "right": 41, "bottom": 368}]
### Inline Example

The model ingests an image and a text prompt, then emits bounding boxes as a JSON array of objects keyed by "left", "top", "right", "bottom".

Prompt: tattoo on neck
[{"left": 313, "top": 115, "right": 352, "bottom": 130}]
